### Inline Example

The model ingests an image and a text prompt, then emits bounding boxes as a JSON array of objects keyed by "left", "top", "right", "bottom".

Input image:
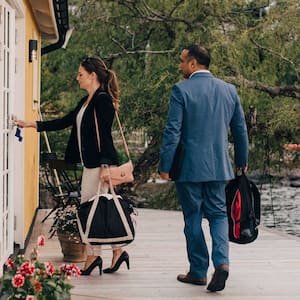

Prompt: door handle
[{"left": 9, "top": 114, "right": 17, "bottom": 130}]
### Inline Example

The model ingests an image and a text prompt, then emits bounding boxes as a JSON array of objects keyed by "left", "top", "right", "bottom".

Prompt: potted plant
[
  {"left": 50, "top": 205, "right": 87, "bottom": 262},
  {"left": 0, "top": 236, "right": 81, "bottom": 300}
]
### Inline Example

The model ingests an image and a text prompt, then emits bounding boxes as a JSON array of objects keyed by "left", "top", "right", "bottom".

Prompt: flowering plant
[
  {"left": 50, "top": 205, "right": 79, "bottom": 238},
  {"left": 0, "top": 235, "right": 80, "bottom": 300}
]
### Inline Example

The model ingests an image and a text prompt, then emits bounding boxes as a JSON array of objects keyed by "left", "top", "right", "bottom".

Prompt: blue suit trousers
[{"left": 175, "top": 181, "right": 229, "bottom": 279}]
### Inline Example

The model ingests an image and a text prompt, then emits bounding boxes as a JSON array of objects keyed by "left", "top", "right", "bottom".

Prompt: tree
[{"left": 41, "top": 0, "right": 300, "bottom": 188}]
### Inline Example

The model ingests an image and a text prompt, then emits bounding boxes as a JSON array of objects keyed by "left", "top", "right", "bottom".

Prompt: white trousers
[{"left": 81, "top": 166, "right": 103, "bottom": 203}]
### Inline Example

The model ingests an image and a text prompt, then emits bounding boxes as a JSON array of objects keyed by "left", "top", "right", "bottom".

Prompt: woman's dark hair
[
  {"left": 186, "top": 44, "right": 210, "bottom": 68},
  {"left": 81, "top": 57, "right": 120, "bottom": 109}
]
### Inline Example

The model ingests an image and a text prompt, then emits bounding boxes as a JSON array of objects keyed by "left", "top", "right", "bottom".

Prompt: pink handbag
[
  {"left": 94, "top": 109, "right": 134, "bottom": 186},
  {"left": 108, "top": 160, "right": 134, "bottom": 186}
]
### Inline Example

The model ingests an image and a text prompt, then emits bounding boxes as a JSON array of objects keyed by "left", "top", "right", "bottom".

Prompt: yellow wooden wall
[{"left": 23, "top": 0, "right": 41, "bottom": 238}]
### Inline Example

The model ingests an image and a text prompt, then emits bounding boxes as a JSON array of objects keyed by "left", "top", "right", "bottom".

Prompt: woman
[{"left": 15, "top": 57, "right": 129, "bottom": 276}]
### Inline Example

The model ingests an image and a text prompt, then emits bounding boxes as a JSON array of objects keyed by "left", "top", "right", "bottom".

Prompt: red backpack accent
[{"left": 231, "top": 190, "right": 241, "bottom": 239}]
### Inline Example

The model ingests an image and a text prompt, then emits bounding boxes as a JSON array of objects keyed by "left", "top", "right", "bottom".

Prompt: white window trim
[{"left": 12, "top": 0, "right": 25, "bottom": 249}]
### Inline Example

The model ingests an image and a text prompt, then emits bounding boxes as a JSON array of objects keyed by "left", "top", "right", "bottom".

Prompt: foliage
[
  {"left": 40, "top": 0, "right": 300, "bottom": 184},
  {"left": 137, "top": 182, "right": 181, "bottom": 210},
  {"left": 0, "top": 236, "right": 80, "bottom": 300},
  {"left": 49, "top": 205, "right": 79, "bottom": 238}
]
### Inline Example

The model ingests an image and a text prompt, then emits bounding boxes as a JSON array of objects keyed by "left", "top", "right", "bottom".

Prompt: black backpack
[{"left": 225, "top": 172, "right": 261, "bottom": 244}]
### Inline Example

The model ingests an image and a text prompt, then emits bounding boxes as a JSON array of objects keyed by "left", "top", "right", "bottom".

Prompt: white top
[
  {"left": 189, "top": 70, "right": 210, "bottom": 78},
  {"left": 76, "top": 104, "right": 88, "bottom": 165}
]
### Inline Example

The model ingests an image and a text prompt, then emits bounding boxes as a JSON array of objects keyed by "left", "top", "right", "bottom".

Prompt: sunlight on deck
[{"left": 26, "top": 208, "right": 300, "bottom": 300}]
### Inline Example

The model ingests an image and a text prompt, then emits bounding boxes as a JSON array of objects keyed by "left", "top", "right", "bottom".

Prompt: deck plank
[{"left": 26, "top": 208, "right": 300, "bottom": 300}]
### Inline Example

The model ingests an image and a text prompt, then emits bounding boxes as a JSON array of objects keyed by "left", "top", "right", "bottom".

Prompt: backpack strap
[{"left": 250, "top": 181, "right": 261, "bottom": 226}]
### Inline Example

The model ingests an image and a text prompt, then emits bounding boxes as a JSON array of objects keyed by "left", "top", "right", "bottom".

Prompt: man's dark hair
[{"left": 186, "top": 44, "right": 210, "bottom": 68}]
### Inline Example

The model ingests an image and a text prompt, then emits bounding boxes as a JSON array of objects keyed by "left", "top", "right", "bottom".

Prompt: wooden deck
[{"left": 26, "top": 208, "right": 300, "bottom": 300}]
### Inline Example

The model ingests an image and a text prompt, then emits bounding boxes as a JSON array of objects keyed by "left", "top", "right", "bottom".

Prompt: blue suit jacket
[{"left": 159, "top": 72, "right": 249, "bottom": 182}]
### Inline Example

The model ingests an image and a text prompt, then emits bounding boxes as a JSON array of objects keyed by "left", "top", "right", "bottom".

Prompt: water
[
  {"left": 260, "top": 183, "right": 300, "bottom": 237},
  {"left": 146, "top": 178, "right": 300, "bottom": 238}
]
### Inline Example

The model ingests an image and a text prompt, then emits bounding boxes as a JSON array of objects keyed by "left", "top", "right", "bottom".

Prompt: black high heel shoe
[
  {"left": 81, "top": 256, "right": 103, "bottom": 276},
  {"left": 103, "top": 251, "right": 130, "bottom": 274}
]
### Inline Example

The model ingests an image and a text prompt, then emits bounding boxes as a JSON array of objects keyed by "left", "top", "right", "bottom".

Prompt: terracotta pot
[{"left": 57, "top": 232, "right": 87, "bottom": 262}]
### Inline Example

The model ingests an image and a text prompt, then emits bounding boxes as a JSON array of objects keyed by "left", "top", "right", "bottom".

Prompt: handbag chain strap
[
  {"left": 114, "top": 110, "right": 131, "bottom": 160},
  {"left": 93, "top": 92, "right": 131, "bottom": 160},
  {"left": 94, "top": 110, "right": 101, "bottom": 153}
]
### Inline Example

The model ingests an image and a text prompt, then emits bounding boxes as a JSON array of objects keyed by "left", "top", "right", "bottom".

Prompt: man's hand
[
  {"left": 160, "top": 172, "right": 171, "bottom": 181},
  {"left": 235, "top": 165, "right": 248, "bottom": 174}
]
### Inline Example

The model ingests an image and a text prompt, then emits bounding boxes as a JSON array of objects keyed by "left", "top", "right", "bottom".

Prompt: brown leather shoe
[
  {"left": 177, "top": 272, "right": 207, "bottom": 286},
  {"left": 207, "top": 264, "right": 229, "bottom": 292}
]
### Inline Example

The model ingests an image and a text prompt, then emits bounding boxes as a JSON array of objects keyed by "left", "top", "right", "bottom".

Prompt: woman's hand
[
  {"left": 14, "top": 120, "right": 37, "bottom": 129},
  {"left": 99, "top": 165, "right": 110, "bottom": 184}
]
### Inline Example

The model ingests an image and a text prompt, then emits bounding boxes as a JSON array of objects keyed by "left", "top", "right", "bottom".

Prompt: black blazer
[{"left": 37, "top": 88, "right": 118, "bottom": 168}]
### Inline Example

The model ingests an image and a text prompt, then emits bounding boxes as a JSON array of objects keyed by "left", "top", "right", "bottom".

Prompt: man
[{"left": 159, "top": 44, "right": 248, "bottom": 292}]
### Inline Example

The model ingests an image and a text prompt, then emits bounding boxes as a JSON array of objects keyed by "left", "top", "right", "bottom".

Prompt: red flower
[
  {"left": 60, "top": 263, "right": 81, "bottom": 277},
  {"left": 46, "top": 262, "right": 55, "bottom": 276},
  {"left": 6, "top": 258, "right": 15, "bottom": 269},
  {"left": 37, "top": 235, "right": 45, "bottom": 247},
  {"left": 70, "top": 263, "right": 81, "bottom": 277},
  {"left": 11, "top": 274, "right": 25, "bottom": 288},
  {"left": 60, "top": 263, "right": 71, "bottom": 276},
  {"left": 33, "top": 279, "right": 43, "bottom": 293},
  {"left": 18, "top": 261, "right": 35, "bottom": 277},
  {"left": 2, "top": 236, "right": 80, "bottom": 299}
]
